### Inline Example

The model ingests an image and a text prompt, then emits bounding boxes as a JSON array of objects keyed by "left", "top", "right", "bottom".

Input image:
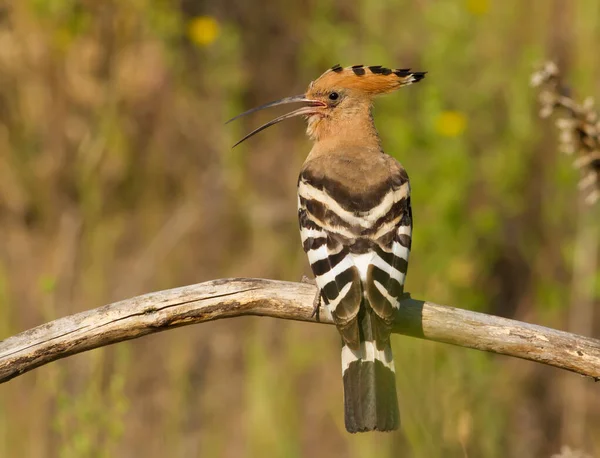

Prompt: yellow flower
[
  {"left": 436, "top": 111, "right": 467, "bottom": 137},
  {"left": 188, "top": 16, "right": 220, "bottom": 47},
  {"left": 465, "top": 0, "right": 490, "bottom": 16}
]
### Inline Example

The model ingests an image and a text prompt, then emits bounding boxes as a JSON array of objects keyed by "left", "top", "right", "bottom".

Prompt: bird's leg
[{"left": 301, "top": 275, "right": 322, "bottom": 321}]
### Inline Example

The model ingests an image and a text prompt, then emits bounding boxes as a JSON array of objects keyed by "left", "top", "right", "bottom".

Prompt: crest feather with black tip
[{"left": 310, "top": 64, "right": 426, "bottom": 95}]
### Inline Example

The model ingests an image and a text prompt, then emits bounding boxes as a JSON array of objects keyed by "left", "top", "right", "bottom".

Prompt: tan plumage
[{"left": 228, "top": 64, "right": 425, "bottom": 433}]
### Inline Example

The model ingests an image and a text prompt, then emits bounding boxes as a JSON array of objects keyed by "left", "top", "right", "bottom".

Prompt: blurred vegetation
[{"left": 0, "top": 0, "right": 598, "bottom": 457}]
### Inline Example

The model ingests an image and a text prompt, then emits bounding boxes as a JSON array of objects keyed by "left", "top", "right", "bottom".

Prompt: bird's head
[{"left": 227, "top": 64, "right": 426, "bottom": 146}]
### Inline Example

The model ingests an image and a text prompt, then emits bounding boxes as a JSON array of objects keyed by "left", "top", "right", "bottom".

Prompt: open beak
[{"left": 226, "top": 94, "right": 326, "bottom": 147}]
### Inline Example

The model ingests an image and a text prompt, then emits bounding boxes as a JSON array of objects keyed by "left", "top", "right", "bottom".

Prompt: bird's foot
[
  {"left": 301, "top": 276, "right": 321, "bottom": 321},
  {"left": 311, "top": 288, "right": 322, "bottom": 321},
  {"left": 301, "top": 275, "right": 316, "bottom": 285}
]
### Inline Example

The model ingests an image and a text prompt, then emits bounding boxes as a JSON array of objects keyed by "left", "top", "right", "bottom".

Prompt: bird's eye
[{"left": 329, "top": 92, "right": 340, "bottom": 101}]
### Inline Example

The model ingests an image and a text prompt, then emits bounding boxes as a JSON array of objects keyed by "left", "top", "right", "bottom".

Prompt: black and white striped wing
[
  {"left": 298, "top": 165, "right": 412, "bottom": 350},
  {"left": 365, "top": 195, "right": 412, "bottom": 349},
  {"left": 298, "top": 204, "right": 363, "bottom": 349}
]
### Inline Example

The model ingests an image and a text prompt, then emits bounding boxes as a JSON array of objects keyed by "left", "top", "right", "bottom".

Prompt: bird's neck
[{"left": 306, "top": 104, "right": 382, "bottom": 153}]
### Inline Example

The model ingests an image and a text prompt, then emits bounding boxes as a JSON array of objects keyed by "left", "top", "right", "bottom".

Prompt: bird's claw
[
  {"left": 311, "top": 287, "right": 322, "bottom": 321},
  {"left": 301, "top": 276, "right": 322, "bottom": 321},
  {"left": 301, "top": 275, "right": 316, "bottom": 285}
]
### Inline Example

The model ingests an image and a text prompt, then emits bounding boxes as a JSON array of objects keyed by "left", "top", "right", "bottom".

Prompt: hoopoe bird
[{"left": 228, "top": 64, "right": 425, "bottom": 433}]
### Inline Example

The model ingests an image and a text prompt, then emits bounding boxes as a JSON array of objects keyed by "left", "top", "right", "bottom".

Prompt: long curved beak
[{"left": 226, "top": 94, "right": 325, "bottom": 147}]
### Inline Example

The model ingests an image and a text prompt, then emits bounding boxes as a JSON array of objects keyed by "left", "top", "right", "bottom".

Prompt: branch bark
[{"left": 1, "top": 278, "right": 599, "bottom": 384}]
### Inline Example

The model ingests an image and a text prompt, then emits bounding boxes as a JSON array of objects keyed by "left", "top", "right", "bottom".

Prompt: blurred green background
[{"left": 0, "top": 0, "right": 599, "bottom": 457}]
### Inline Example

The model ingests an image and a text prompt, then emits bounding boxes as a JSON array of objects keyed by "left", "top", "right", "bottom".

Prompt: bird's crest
[{"left": 309, "top": 64, "right": 426, "bottom": 95}]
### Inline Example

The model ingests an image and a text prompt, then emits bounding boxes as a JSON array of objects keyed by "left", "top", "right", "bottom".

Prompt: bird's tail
[{"left": 341, "top": 332, "right": 399, "bottom": 432}]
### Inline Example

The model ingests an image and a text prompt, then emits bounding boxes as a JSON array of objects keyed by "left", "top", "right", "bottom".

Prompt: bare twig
[{"left": 0, "top": 278, "right": 599, "bottom": 384}]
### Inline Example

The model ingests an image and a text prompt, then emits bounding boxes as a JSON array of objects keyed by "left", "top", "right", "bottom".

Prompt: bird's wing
[
  {"left": 298, "top": 172, "right": 363, "bottom": 350},
  {"left": 364, "top": 191, "right": 412, "bottom": 350},
  {"left": 298, "top": 158, "right": 411, "bottom": 351}
]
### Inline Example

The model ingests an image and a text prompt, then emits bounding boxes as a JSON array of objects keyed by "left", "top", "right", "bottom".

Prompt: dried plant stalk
[{"left": 531, "top": 62, "right": 600, "bottom": 205}]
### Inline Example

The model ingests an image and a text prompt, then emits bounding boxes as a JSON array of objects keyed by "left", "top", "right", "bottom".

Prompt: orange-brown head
[{"left": 227, "top": 64, "right": 426, "bottom": 146}]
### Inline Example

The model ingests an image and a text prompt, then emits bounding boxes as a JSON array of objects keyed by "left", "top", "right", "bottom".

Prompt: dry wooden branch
[{"left": 1, "top": 278, "right": 599, "bottom": 384}]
